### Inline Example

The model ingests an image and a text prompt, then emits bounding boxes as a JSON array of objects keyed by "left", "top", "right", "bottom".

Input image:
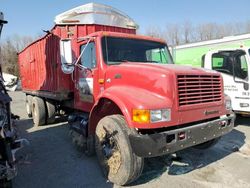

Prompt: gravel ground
[{"left": 9, "top": 91, "right": 250, "bottom": 188}]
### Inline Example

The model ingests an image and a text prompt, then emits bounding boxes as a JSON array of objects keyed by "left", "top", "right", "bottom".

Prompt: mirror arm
[
  {"left": 73, "top": 38, "right": 91, "bottom": 67},
  {"left": 75, "top": 63, "right": 92, "bottom": 72}
]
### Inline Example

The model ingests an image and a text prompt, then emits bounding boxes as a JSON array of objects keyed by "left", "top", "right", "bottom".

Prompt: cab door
[{"left": 74, "top": 42, "right": 97, "bottom": 112}]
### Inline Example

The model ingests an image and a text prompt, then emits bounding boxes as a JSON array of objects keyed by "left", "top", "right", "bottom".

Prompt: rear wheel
[
  {"left": 25, "top": 95, "right": 33, "bottom": 118},
  {"left": 95, "top": 115, "right": 144, "bottom": 186},
  {"left": 32, "top": 97, "right": 46, "bottom": 127},
  {"left": 45, "top": 100, "right": 56, "bottom": 124}
]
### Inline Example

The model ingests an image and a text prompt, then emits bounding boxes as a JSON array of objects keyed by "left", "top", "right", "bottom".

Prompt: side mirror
[
  {"left": 244, "top": 82, "right": 249, "bottom": 90},
  {"left": 234, "top": 76, "right": 249, "bottom": 90},
  {"left": 59, "top": 39, "right": 74, "bottom": 74},
  {"left": 60, "top": 39, "right": 73, "bottom": 65}
]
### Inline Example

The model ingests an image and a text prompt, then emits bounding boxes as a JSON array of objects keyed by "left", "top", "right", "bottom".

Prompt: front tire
[
  {"left": 32, "top": 97, "right": 46, "bottom": 127},
  {"left": 95, "top": 115, "right": 144, "bottom": 186}
]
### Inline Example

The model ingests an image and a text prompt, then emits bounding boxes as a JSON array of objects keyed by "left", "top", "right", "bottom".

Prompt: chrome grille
[{"left": 177, "top": 75, "right": 222, "bottom": 106}]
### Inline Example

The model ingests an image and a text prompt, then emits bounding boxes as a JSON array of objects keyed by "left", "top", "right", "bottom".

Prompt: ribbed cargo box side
[{"left": 18, "top": 30, "right": 74, "bottom": 100}]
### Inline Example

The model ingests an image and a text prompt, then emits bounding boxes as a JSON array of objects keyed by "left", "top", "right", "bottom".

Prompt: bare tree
[
  {"left": 165, "top": 23, "right": 180, "bottom": 46},
  {"left": 145, "top": 25, "right": 165, "bottom": 39},
  {"left": 11, "top": 34, "right": 34, "bottom": 52},
  {"left": 145, "top": 20, "right": 250, "bottom": 47},
  {"left": 0, "top": 35, "right": 34, "bottom": 76},
  {"left": 182, "top": 21, "right": 193, "bottom": 44},
  {"left": 245, "top": 20, "right": 250, "bottom": 33},
  {"left": 0, "top": 38, "right": 18, "bottom": 76},
  {"left": 197, "top": 23, "right": 216, "bottom": 41}
]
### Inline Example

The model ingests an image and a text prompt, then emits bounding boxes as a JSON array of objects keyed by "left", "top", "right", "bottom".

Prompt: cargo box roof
[{"left": 54, "top": 3, "right": 138, "bottom": 30}]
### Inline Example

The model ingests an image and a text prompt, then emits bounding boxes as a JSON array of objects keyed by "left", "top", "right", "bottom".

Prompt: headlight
[
  {"left": 133, "top": 109, "right": 171, "bottom": 123},
  {"left": 224, "top": 94, "right": 232, "bottom": 110},
  {"left": 151, "top": 109, "right": 171, "bottom": 122}
]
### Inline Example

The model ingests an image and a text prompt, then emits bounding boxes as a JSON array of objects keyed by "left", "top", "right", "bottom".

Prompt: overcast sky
[{"left": 1, "top": 0, "right": 249, "bottom": 39}]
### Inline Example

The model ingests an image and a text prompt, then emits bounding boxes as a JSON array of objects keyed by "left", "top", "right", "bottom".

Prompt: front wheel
[{"left": 95, "top": 115, "right": 144, "bottom": 186}]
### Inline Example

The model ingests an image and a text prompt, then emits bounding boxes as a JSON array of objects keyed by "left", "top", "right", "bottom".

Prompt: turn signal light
[
  {"left": 98, "top": 79, "right": 105, "bottom": 84},
  {"left": 132, "top": 109, "right": 150, "bottom": 123}
]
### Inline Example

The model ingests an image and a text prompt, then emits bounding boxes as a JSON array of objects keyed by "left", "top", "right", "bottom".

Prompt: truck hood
[
  {"left": 106, "top": 62, "right": 218, "bottom": 76},
  {"left": 104, "top": 62, "right": 220, "bottom": 102},
  {"left": 134, "top": 63, "right": 218, "bottom": 75},
  {"left": 104, "top": 62, "right": 224, "bottom": 129}
]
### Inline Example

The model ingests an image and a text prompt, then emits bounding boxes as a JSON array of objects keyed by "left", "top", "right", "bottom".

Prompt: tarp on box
[{"left": 54, "top": 2, "right": 138, "bottom": 29}]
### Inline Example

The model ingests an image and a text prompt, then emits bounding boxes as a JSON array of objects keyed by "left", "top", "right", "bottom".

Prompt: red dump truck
[{"left": 18, "top": 3, "right": 235, "bottom": 185}]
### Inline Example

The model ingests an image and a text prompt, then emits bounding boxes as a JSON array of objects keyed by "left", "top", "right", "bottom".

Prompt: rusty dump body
[{"left": 18, "top": 24, "right": 135, "bottom": 101}]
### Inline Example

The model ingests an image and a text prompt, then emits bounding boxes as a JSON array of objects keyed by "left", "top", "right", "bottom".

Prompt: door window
[
  {"left": 235, "top": 54, "right": 248, "bottom": 80},
  {"left": 80, "top": 42, "right": 96, "bottom": 69},
  {"left": 212, "top": 51, "right": 248, "bottom": 81}
]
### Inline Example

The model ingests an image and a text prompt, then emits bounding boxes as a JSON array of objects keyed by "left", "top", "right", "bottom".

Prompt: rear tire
[
  {"left": 32, "top": 97, "right": 46, "bottom": 127},
  {"left": 95, "top": 115, "right": 144, "bottom": 186},
  {"left": 45, "top": 100, "right": 56, "bottom": 124},
  {"left": 26, "top": 95, "right": 33, "bottom": 118}
]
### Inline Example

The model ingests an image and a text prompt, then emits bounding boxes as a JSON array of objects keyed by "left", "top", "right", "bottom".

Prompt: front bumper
[{"left": 129, "top": 113, "right": 235, "bottom": 158}]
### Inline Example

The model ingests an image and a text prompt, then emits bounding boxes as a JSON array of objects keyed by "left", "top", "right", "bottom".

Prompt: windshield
[{"left": 102, "top": 37, "right": 173, "bottom": 65}]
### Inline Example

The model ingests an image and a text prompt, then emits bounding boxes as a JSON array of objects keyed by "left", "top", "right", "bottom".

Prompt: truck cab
[
  {"left": 60, "top": 29, "right": 235, "bottom": 183},
  {"left": 61, "top": 31, "right": 175, "bottom": 130},
  {"left": 60, "top": 31, "right": 234, "bottom": 131},
  {"left": 203, "top": 47, "right": 250, "bottom": 114}
]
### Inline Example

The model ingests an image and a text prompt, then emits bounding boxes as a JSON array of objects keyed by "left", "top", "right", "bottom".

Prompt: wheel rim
[
  {"left": 99, "top": 128, "right": 121, "bottom": 175},
  {"left": 106, "top": 150, "right": 121, "bottom": 175},
  {"left": 26, "top": 102, "right": 30, "bottom": 114},
  {"left": 33, "top": 104, "right": 36, "bottom": 118}
]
